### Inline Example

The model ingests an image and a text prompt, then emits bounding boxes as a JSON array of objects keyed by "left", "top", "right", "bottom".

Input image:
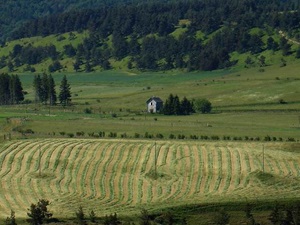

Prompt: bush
[
  {"left": 194, "top": 98, "right": 212, "bottom": 114},
  {"left": 84, "top": 108, "right": 92, "bottom": 114},
  {"left": 76, "top": 131, "right": 85, "bottom": 137},
  {"left": 264, "top": 136, "right": 271, "bottom": 141},
  {"left": 134, "top": 133, "right": 140, "bottom": 138},
  {"left": 286, "top": 137, "right": 295, "bottom": 142},
  {"left": 177, "top": 134, "right": 185, "bottom": 139},
  {"left": 67, "top": 133, "right": 74, "bottom": 138},
  {"left": 59, "top": 132, "right": 66, "bottom": 136},
  {"left": 98, "top": 131, "right": 105, "bottom": 137},
  {"left": 200, "top": 135, "right": 209, "bottom": 140},
  {"left": 211, "top": 135, "right": 220, "bottom": 140},
  {"left": 88, "top": 132, "right": 94, "bottom": 137},
  {"left": 169, "top": 134, "right": 176, "bottom": 139},
  {"left": 108, "top": 132, "right": 117, "bottom": 138},
  {"left": 223, "top": 136, "right": 231, "bottom": 140},
  {"left": 25, "top": 129, "right": 34, "bottom": 134},
  {"left": 279, "top": 99, "right": 287, "bottom": 104},
  {"left": 156, "top": 133, "right": 164, "bottom": 139},
  {"left": 144, "top": 132, "right": 153, "bottom": 138}
]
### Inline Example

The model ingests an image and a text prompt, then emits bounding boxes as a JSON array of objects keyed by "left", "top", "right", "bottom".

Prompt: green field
[
  {"left": 1, "top": 62, "right": 299, "bottom": 140},
  {"left": 0, "top": 63, "right": 300, "bottom": 224}
]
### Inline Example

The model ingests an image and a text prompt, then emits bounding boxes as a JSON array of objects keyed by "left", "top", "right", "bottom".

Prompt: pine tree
[
  {"left": 33, "top": 74, "right": 42, "bottom": 103},
  {"left": 27, "top": 199, "right": 52, "bottom": 225},
  {"left": 5, "top": 210, "right": 17, "bottom": 225},
  {"left": 75, "top": 206, "right": 86, "bottom": 225},
  {"left": 48, "top": 74, "right": 56, "bottom": 105},
  {"left": 40, "top": 73, "right": 49, "bottom": 104},
  {"left": 0, "top": 73, "right": 11, "bottom": 105},
  {"left": 59, "top": 75, "right": 71, "bottom": 107},
  {"left": 13, "top": 75, "right": 24, "bottom": 104},
  {"left": 89, "top": 210, "right": 96, "bottom": 223},
  {"left": 180, "top": 97, "right": 193, "bottom": 115}
]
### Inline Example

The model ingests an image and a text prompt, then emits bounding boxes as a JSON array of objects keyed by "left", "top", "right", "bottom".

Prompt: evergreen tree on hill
[{"left": 59, "top": 75, "right": 71, "bottom": 107}]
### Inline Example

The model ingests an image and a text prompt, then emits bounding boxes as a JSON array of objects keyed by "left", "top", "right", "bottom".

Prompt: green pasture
[{"left": 0, "top": 62, "right": 299, "bottom": 141}]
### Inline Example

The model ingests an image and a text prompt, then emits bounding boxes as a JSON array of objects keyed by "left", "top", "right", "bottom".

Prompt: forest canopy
[{"left": 1, "top": 0, "right": 300, "bottom": 72}]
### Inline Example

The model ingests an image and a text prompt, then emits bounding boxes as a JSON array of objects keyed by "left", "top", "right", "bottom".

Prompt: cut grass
[{"left": 0, "top": 140, "right": 300, "bottom": 219}]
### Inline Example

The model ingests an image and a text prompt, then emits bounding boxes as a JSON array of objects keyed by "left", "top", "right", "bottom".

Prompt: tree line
[
  {"left": 6, "top": 199, "right": 300, "bottom": 225},
  {"left": 162, "top": 94, "right": 211, "bottom": 115},
  {"left": 33, "top": 74, "right": 72, "bottom": 106},
  {"left": 0, "top": 0, "right": 158, "bottom": 42},
  {"left": 0, "top": 73, "right": 72, "bottom": 106},
  {"left": 0, "top": 0, "right": 298, "bottom": 72},
  {"left": 0, "top": 73, "right": 24, "bottom": 105}
]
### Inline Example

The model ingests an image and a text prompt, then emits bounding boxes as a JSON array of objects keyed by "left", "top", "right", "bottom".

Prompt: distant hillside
[
  {"left": 0, "top": 0, "right": 169, "bottom": 42},
  {"left": 0, "top": 0, "right": 300, "bottom": 73}
]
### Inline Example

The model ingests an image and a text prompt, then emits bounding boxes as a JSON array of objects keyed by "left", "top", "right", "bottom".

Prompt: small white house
[{"left": 146, "top": 96, "right": 163, "bottom": 113}]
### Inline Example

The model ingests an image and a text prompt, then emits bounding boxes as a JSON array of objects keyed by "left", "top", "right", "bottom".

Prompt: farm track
[{"left": 0, "top": 139, "right": 300, "bottom": 218}]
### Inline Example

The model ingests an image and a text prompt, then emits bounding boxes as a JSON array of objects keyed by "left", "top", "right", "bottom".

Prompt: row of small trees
[
  {"left": 6, "top": 198, "right": 300, "bottom": 225},
  {"left": 0, "top": 73, "right": 24, "bottom": 105},
  {"left": 33, "top": 74, "right": 71, "bottom": 106},
  {"left": 163, "top": 94, "right": 212, "bottom": 115}
]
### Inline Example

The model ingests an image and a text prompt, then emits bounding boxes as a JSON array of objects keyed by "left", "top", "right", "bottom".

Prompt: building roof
[{"left": 146, "top": 96, "right": 163, "bottom": 104}]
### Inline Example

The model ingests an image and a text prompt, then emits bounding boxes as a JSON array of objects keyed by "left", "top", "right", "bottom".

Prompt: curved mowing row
[{"left": 0, "top": 139, "right": 299, "bottom": 217}]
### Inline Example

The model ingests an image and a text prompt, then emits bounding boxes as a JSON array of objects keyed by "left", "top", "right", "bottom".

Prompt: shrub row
[{"left": 12, "top": 128, "right": 298, "bottom": 143}]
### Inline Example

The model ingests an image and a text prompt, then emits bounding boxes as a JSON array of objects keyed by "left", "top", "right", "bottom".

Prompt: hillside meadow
[
  {"left": 1, "top": 62, "right": 299, "bottom": 140},
  {"left": 0, "top": 63, "right": 299, "bottom": 224}
]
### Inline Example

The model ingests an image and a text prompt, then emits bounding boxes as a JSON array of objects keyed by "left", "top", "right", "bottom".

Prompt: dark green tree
[
  {"left": 89, "top": 210, "right": 96, "bottom": 223},
  {"left": 139, "top": 208, "right": 151, "bottom": 225},
  {"left": 40, "top": 73, "right": 49, "bottom": 104},
  {"left": 59, "top": 75, "right": 71, "bottom": 106},
  {"left": 73, "top": 58, "right": 81, "bottom": 72},
  {"left": 63, "top": 44, "right": 76, "bottom": 57},
  {"left": 103, "top": 213, "right": 120, "bottom": 225},
  {"left": 33, "top": 74, "right": 42, "bottom": 103},
  {"left": 268, "top": 203, "right": 283, "bottom": 225},
  {"left": 163, "top": 94, "right": 174, "bottom": 115},
  {"left": 27, "top": 199, "right": 52, "bottom": 225},
  {"left": 245, "top": 56, "right": 254, "bottom": 68},
  {"left": 7, "top": 61, "right": 14, "bottom": 72},
  {"left": 48, "top": 60, "right": 62, "bottom": 73},
  {"left": 267, "top": 37, "right": 279, "bottom": 51},
  {"left": 194, "top": 98, "right": 212, "bottom": 114},
  {"left": 75, "top": 206, "right": 86, "bottom": 225},
  {"left": 48, "top": 74, "right": 56, "bottom": 105},
  {"left": 11, "top": 75, "right": 24, "bottom": 104},
  {"left": 296, "top": 47, "right": 300, "bottom": 58},
  {"left": 258, "top": 55, "right": 266, "bottom": 67},
  {"left": 5, "top": 210, "right": 17, "bottom": 225},
  {"left": 0, "top": 73, "right": 11, "bottom": 105},
  {"left": 180, "top": 96, "right": 193, "bottom": 115},
  {"left": 279, "top": 37, "right": 292, "bottom": 56},
  {"left": 213, "top": 208, "right": 230, "bottom": 225}
]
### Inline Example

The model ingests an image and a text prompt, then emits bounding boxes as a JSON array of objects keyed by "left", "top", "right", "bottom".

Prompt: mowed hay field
[{"left": 0, "top": 139, "right": 300, "bottom": 218}]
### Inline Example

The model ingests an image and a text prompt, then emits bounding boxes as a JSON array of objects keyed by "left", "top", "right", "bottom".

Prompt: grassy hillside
[{"left": 0, "top": 61, "right": 299, "bottom": 141}]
